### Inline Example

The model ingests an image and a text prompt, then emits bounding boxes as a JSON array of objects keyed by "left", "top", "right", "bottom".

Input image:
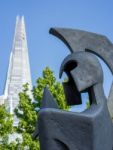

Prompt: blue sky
[{"left": 0, "top": 0, "right": 113, "bottom": 110}]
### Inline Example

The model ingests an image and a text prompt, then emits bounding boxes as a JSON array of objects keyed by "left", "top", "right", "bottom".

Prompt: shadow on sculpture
[{"left": 33, "top": 28, "right": 113, "bottom": 150}]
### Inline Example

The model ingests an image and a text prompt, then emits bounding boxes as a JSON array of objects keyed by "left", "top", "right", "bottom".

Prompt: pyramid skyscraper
[{"left": 0, "top": 16, "right": 32, "bottom": 126}]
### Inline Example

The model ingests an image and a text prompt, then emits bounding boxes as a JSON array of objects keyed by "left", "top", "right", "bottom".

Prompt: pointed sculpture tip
[
  {"left": 43, "top": 86, "right": 51, "bottom": 100},
  {"left": 44, "top": 85, "right": 49, "bottom": 91},
  {"left": 41, "top": 86, "right": 59, "bottom": 109}
]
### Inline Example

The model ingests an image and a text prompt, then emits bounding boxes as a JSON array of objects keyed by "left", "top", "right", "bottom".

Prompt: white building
[{"left": 0, "top": 16, "right": 32, "bottom": 126}]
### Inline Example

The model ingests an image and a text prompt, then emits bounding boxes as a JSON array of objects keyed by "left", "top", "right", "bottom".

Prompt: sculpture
[
  {"left": 33, "top": 28, "right": 113, "bottom": 150},
  {"left": 49, "top": 28, "right": 113, "bottom": 118}
]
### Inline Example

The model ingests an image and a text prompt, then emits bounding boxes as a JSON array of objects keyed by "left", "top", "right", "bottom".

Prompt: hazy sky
[{"left": 0, "top": 0, "right": 113, "bottom": 110}]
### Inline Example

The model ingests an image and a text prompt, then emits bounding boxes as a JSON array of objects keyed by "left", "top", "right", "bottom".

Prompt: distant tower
[{"left": 3, "top": 16, "right": 32, "bottom": 126}]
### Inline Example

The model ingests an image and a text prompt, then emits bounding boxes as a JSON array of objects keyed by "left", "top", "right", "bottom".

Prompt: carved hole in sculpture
[
  {"left": 62, "top": 60, "right": 82, "bottom": 106},
  {"left": 69, "top": 91, "right": 90, "bottom": 112},
  {"left": 54, "top": 139, "right": 69, "bottom": 150},
  {"left": 84, "top": 87, "right": 96, "bottom": 106},
  {"left": 62, "top": 60, "right": 91, "bottom": 111},
  {"left": 63, "top": 60, "right": 77, "bottom": 79},
  {"left": 85, "top": 49, "right": 112, "bottom": 98}
]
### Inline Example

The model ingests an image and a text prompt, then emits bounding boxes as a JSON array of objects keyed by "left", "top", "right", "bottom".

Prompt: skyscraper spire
[{"left": 3, "top": 16, "right": 32, "bottom": 126}]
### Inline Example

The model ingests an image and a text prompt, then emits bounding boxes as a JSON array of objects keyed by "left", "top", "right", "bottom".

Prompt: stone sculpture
[{"left": 33, "top": 28, "right": 113, "bottom": 150}]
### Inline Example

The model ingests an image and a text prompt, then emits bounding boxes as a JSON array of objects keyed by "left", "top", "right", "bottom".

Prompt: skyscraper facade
[{"left": 0, "top": 16, "right": 32, "bottom": 126}]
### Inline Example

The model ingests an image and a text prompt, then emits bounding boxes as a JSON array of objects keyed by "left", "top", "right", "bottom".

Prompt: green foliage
[
  {"left": 0, "top": 105, "right": 14, "bottom": 149},
  {"left": 33, "top": 67, "right": 68, "bottom": 109},
  {"left": 15, "top": 83, "right": 39, "bottom": 149},
  {"left": 0, "top": 105, "right": 13, "bottom": 137},
  {"left": 15, "top": 87, "right": 37, "bottom": 134},
  {"left": 21, "top": 133, "right": 40, "bottom": 150}
]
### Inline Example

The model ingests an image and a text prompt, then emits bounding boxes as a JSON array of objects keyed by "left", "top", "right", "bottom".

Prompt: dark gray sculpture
[
  {"left": 49, "top": 28, "right": 113, "bottom": 119},
  {"left": 33, "top": 28, "right": 113, "bottom": 150}
]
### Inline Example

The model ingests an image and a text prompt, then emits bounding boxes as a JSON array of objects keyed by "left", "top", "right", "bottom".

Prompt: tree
[
  {"left": 0, "top": 105, "right": 14, "bottom": 149},
  {"left": 15, "top": 83, "right": 39, "bottom": 149},
  {"left": 33, "top": 67, "right": 68, "bottom": 109},
  {"left": 15, "top": 67, "right": 68, "bottom": 149}
]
